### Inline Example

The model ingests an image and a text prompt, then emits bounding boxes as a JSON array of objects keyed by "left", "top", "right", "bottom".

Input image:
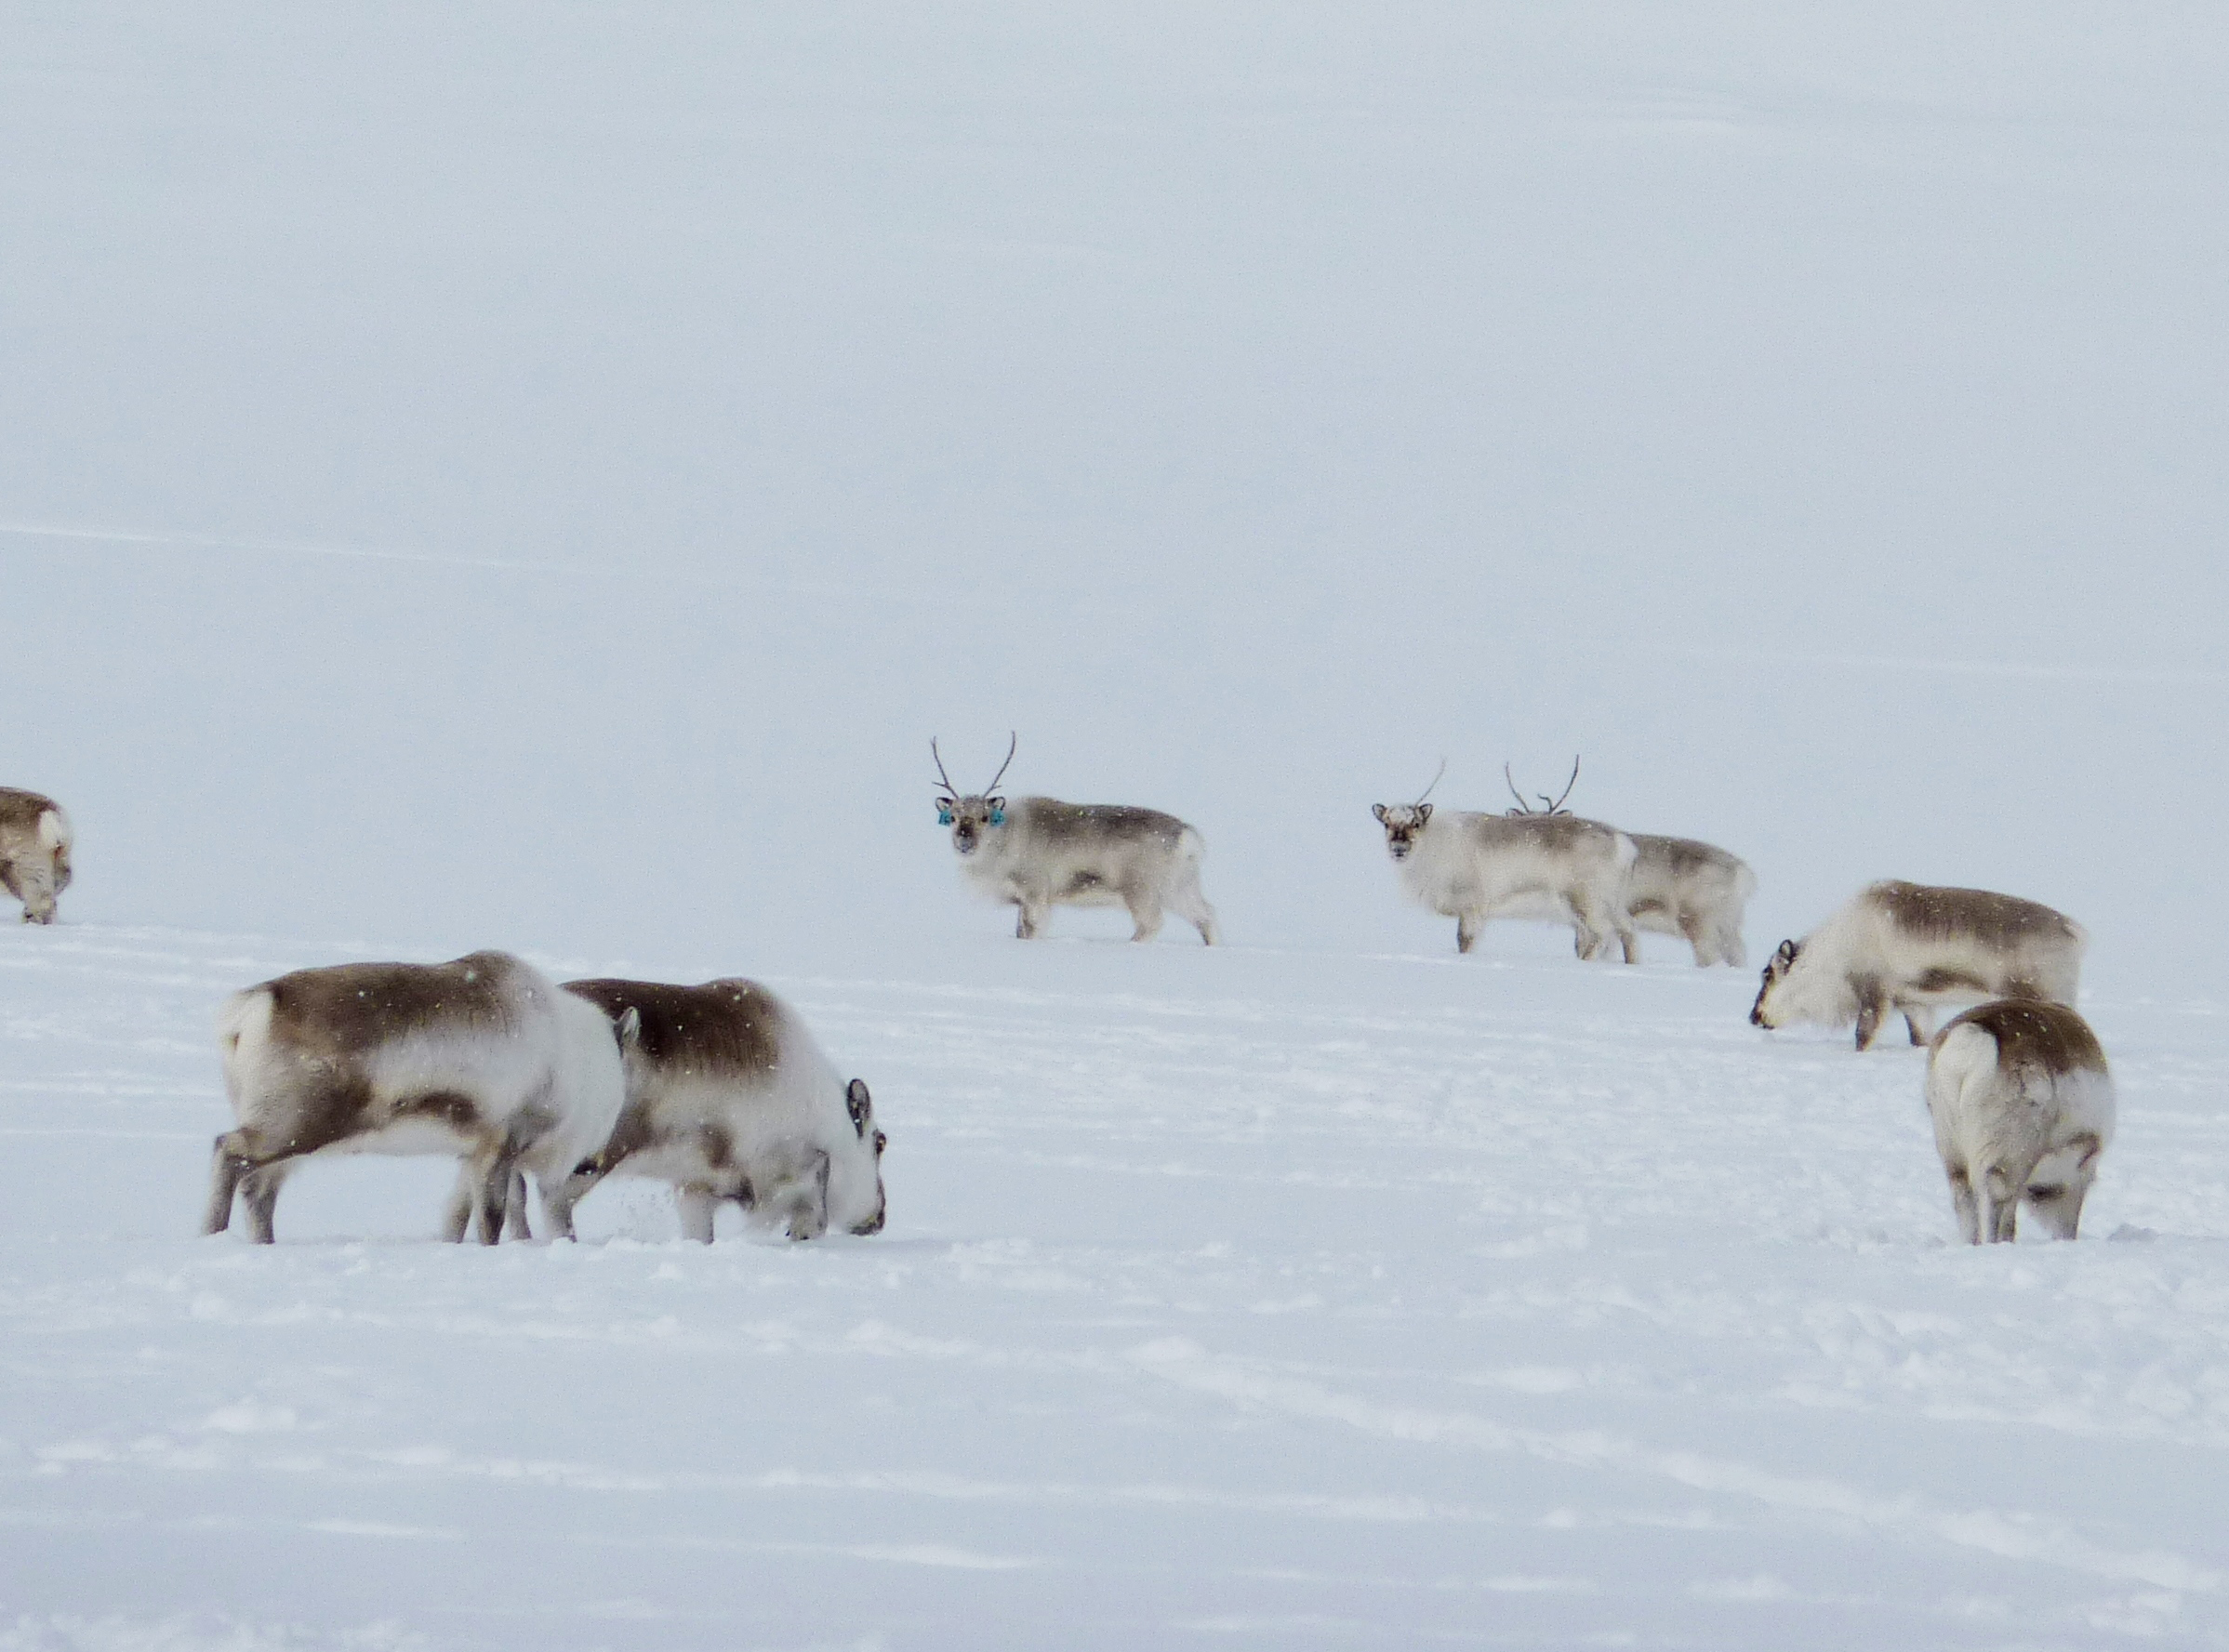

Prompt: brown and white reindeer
[
  {"left": 1750, "top": 881, "right": 2086, "bottom": 1051},
  {"left": 1923, "top": 998, "right": 2115, "bottom": 1244},
  {"left": 557, "top": 977, "right": 887, "bottom": 1242},
  {"left": 934, "top": 734, "right": 1220, "bottom": 944},
  {"left": 0, "top": 787, "right": 73, "bottom": 924},
  {"left": 1373, "top": 759, "right": 1639, "bottom": 961},
  {"left": 204, "top": 951, "right": 630, "bottom": 1244},
  {"left": 1618, "top": 832, "right": 1756, "bottom": 968}
]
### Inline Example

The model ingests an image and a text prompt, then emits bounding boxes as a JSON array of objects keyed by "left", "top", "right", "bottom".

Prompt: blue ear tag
[
  {"left": 989, "top": 809, "right": 1005, "bottom": 826},
  {"left": 938, "top": 810, "right": 954, "bottom": 826}
]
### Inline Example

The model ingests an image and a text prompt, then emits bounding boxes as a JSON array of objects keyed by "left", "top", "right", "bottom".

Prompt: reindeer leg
[
  {"left": 204, "top": 1132, "right": 252, "bottom": 1236},
  {"left": 1015, "top": 899, "right": 1046, "bottom": 940},
  {"left": 502, "top": 1169, "right": 534, "bottom": 1241},
  {"left": 1126, "top": 892, "right": 1165, "bottom": 943},
  {"left": 676, "top": 1183, "right": 717, "bottom": 1243},
  {"left": 1852, "top": 983, "right": 1887, "bottom": 1051},
  {"left": 1455, "top": 913, "right": 1479, "bottom": 954},
  {"left": 1944, "top": 1165, "right": 1981, "bottom": 1245},
  {"left": 1904, "top": 1005, "right": 1935, "bottom": 1046},
  {"left": 1678, "top": 911, "right": 1713, "bottom": 968},
  {"left": 242, "top": 1164, "right": 291, "bottom": 1245}
]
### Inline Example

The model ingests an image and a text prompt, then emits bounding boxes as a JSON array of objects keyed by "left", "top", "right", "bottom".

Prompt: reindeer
[
  {"left": 203, "top": 952, "right": 630, "bottom": 1245},
  {"left": 1924, "top": 998, "right": 2115, "bottom": 1243},
  {"left": 1620, "top": 835, "right": 1756, "bottom": 967},
  {"left": 0, "top": 788, "right": 73, "bottom": 924},
  {"left": 1751, "top": 881, "right": 2086, "bottom": 1051},
  {"left": 1373, "top": 760, "right": 1638, "bottom": 961},
  {"left": 558, "top": 977, "right": 886, "bottom": 1242},
  {"left": 933, "top": 735, "right": 1219, "bottom": 944}
]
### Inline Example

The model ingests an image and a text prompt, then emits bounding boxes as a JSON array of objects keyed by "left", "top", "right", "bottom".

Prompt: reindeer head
[
  {"left": 1373, "top": 760, "right": 1445, "bottom": 861},
  {"left": 839, "top": 1077, "right": 889, "bottom": 1236},
  {"left": 933, "top": 733, "right": 1017, "bottom": 857},
  {"left": 1749, "top": 939, "right": 1801, "bottom": 1028}
]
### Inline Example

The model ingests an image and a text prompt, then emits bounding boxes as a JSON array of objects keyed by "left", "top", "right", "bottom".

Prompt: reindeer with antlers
[
  {"left": 932, "top": 735, "right": 1220, "bottom": 945},
  {"left": 1497, "top": 760, "right": 1758, "bottom": 969},
  {"left": 1373, "top": 759, "right": 1639, "bottom": 961}
]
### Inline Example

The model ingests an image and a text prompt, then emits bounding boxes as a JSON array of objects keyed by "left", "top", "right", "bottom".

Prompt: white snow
[{"left": 4, "top": 4, "right": 2226, "bottom": 1646}]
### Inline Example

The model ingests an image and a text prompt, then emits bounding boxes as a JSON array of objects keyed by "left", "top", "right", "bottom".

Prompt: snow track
[{"left": 4, "top": 924, "right": 2225, "bottom": 1647}]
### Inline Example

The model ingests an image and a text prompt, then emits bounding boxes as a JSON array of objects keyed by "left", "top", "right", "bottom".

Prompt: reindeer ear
[
  {"left": 1775, "top": 939, "right": 1798, "bottom": 964},
  {"left": 937, "top": 804, "right": 954, "bottom": 825},
  {"left": 1415, "top": 803, "right": 1432, "bottom": 824},
  {"left": 1372, "top": 803, "right": 1390, "bottom": 823},
  {"left": 845, "top": 1078, "right": 872, "bottom": 1137},
  {"left": 987, "top": 797, "right": 1006, "bottom": 822}
]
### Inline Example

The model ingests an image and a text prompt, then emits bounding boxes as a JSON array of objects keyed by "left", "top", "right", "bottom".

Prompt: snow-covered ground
[
  {"left": 5, "top": 922, "right": 2227, "bottom": 1647},
  {"left": 5, "top": 3, "right": 2228, "bottom": 1645}
]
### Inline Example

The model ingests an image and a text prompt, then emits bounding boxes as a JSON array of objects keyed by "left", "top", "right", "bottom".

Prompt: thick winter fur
[
  {"left": 1372, "top": 803, "right": 1639, "bottom": 961},
  {"left": 1751, "top": 880, "right": 2086, "bottom": 1051},
  {"left": 1924, "top": 999, "right": 2115, "bottom": 1243},
  {"left": 1621, "top": 834, "right": 1755, "bottom": 967},
  {"left": 944, "top": 794, "right": 1219, "bottom": 944},
  {"left": 559, "top": 978, "right": 886, "bottom": 1242},
  {"left": 0, "top": 788, "right": 73, "bottom": 924},
  {"left": 204, "top": 951, "right": 629, "bottom": 1244}
]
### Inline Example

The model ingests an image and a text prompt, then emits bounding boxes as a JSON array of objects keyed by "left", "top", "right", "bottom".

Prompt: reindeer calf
[
  {"left": 1622, "top": 834, "right": 1755, "bottom": 967},
  {"left": 1925, "top": 999, "right": 2114, "bottom": 1243},
  {"left": 205, "top": 951, "right": 630, "bottom": 1244},
  {"left": 559, "top": 978, "right": 886, "bottom": 1242},
  {"left": 0, "top": 788, "right": 73, "bottom": 924},
  {"left": 1751, "top": 880, "right": 2085, "bottom": 1051}
]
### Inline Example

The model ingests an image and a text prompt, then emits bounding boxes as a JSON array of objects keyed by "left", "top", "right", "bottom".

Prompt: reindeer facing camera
[
  {"left": 933, "top": 734, "right": 1220, "bottom": 944},
  {"left": 1373, "top": 760, "right": 1639, "bottom": 961}
]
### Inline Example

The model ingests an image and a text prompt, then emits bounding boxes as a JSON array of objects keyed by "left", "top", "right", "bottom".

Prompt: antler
[
  {"left": 1505, "top": 756, "right": 1581, "bottom": 816},
  {"left": 1415, "top": 757, "right": 1447, "bottom": 806},
  {"left": 931, "top": 737, "right": 959, "bottom": 800},
  {"left": 1542, "top": 755, "right": 1579, "bottom": 813},
  {"left": 983, "top": 730, "right": 1018, "bottom": 795}
]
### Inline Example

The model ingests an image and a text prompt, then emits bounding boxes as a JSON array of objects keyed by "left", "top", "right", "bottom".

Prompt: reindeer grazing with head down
[
  {"left": 1752, "top": 881, "right": 2086, "bottom": 1051},
  {"left": 1373, "top": 759, "right": 1638, "bottom": 961},
  {"left": 933, "top": 734, "right": 1220, "bottom": 944},
  {"left": 0, "top": 788, "right": 73, "bottom": 925}
]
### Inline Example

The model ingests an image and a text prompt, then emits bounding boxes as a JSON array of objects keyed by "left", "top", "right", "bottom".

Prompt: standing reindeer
[
  {"left": 1924, "top": 998, "right": 2115, "bottom": 1244},
  {"left": 1373, "top": 760, "right": 1638, "bottom": 961},
  {"left": 1751, "top": 881, "right": 2086, "bottom": 1051},
  {"left": 558, "top": 976, "right": 887, "bottom": 1242},
  {"left": 0, "top": 787, "right": 73, "bottom": 924},
  {"left": 1619, "top": 834, "right": 1756, "bottom": 968},
  {"left": 934, "top": 735, "right": 1219, "bottom": 944}
]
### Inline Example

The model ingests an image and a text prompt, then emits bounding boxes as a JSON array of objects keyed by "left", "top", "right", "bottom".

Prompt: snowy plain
[{"left": 4, "top": 3, "right": 2229, "bottom": 1646}]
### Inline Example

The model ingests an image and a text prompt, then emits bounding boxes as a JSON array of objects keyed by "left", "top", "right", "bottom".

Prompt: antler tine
[
  {"left": 1547, "top": 755, "right": 1580, "bottom": 813},
  {"left": 983, "top": 730, "right": 1018, "bottom": 795},
  {"left": 931, "top": 737, "right": 959, "bottom": 799},
  {"left": 1415, "top": 757, "right": 1447, "bottom": 806},
  {"left": 1504, "top": 762, "right": 1532, "bottom": 813}
]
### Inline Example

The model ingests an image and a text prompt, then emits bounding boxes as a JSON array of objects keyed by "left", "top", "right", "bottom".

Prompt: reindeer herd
[{"left": 0, "top": 745, "right": 2116, "bottom": 1249}]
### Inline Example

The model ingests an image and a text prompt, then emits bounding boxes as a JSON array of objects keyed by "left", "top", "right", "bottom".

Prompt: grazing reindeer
[
  {"left": 559, "top": 977, "right": 886, "bottom": 1242},
  {"left": 204, "top": 952, "right": 630, "bottom": 1245},
  {"left": 1751, "top": 881, "right": 2085, "bottom": 1051},
  {"left": 1621, "top": 835, "right": 1756, "bottom": 967},
  {"left": 1924, "top": 999, "right": 2114, "bottom": 1244},
  {"left": 934, "top": 735, "right": 1220, "bottom": 944},
  {"left": 1373, "top": 760, "right": 1638, "bottom": 960},
  {"left": 0, "top": 788, "right": 73, "bottom": 924}
]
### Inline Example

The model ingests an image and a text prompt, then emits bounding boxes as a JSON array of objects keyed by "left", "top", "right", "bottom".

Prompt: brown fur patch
[
  {"left": 1913, "top": 967, "right": 1990, "bottom": 995},
  {"left": 393, "top": 1090, "right": 483, "bottom": 1132},
  {"left": 0, "top": 788, "right": 61, "bottom": 836},
  {"left": 1870, "top": 881, "right": 2078, "bottom": 947},
  {"left": 565, "top": 978, "right": 783, "bottom": 1078},
  {"left": 1636, "top": 835, "right": 1738, "bottom": 875},
  {"left": 1024, "top": 800, "right": 1187, "bottom": 848},
  {"left": 1941, "top": 999, "right": 2107, "bottom": 1076},
  {"left": 263, "top": 953, "right": 527, "bottom": 1057}
]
